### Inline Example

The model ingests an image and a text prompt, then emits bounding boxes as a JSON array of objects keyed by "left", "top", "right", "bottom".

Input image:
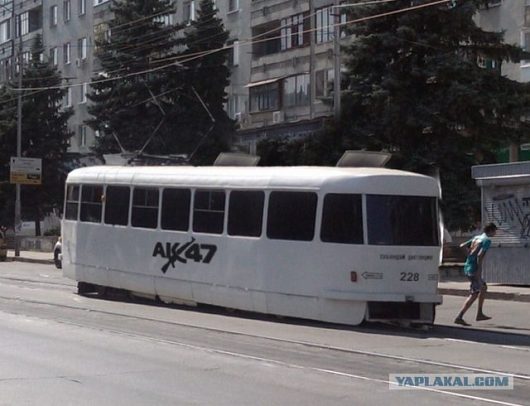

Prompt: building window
[
  {"left": 193, "top": 190, "right": 225, "bottom": 234},
  {"left": 252, "top": 21, "right": 281, "bottom": 57},
  {"left": 183, "top": 1, "right": 195, "bottom": 23},
  {"left": 79, "top": 0, "right": 86, "bottom": 15},
  {"left": 228, "top": 40, "right": 239, "bottom": 66},
  {"left": 524, "top": 31, "right": 530, "bottom": 53},
  {"left": 17, "top": 12, "right": 29, "bottom": 36},
  {"left": 267, "top": 192, "right": 317, "bottom": 241},
  {"left": 0, "top": 20, "right": 10, "bottom": 44},
  {"left": 64, "top": 87, "right": 72, "bottom": 107},
  {"left": 16, "top": 7, "right": 42, "bottom": 37},
  {"left": 63, "top": 42, "right": 71, "bottom": 64},
  {"left": 50, "top": 5, "right": 58, "bottom": 27},
  {"left": 80, "top": 82, "right": 87, "bottom": 103},
  {"left": 50, "top": 47, "right": 58, "bottom": 66},
  {"left": 78, "top": 37, "right": 87, "bottom": 60},
  {"left": 315, "top": 6, "right": 333, "bottom": 44},
  {"left": 315, "top": 69, "right": 334, "bottom": 99},
  {"left": 94, "top": 23, "right": 111, "bottom": 51},
  {"left": 281, "top": 13, "right": 309, "bottom": 50},
  {"left": 249, "top": 82, "right": 279, "bottom": 112},
  {"left": 79, "top": 125, "right": 87, "bottom": 146},
  {"left": 21, "top": 51, "right": 30, "bottom": 64},
  {"left": 228, "top": 191, "right": 264, "bottom": 237},
  {"left": 64, "top": 0, "right": 71, "bottom": 22},
  {"left": 283, "top": 74, "right": 310, "bottom": 107},
  {"left": 132, "top": 188, "right": 159, "bottom": 229},
  {"left": 154, "top": 14, "right": 173, "bottom": 26},
  {"left": 228, "top": 0, "right": 239, "bottom": 13},
  {"left": 94, "top": 0, "right": 110, "bottom": 6},
  {"left": 315, "top": 6, "right": 345, "bottom": 44}
]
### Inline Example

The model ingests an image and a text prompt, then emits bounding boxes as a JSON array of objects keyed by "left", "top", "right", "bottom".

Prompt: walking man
[{"left": 454, "top": 222, "right": 497, "bottom": 326}]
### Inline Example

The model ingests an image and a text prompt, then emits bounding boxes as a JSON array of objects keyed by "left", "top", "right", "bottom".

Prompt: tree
[
  {"left": 87, "top": 0, "right": 186, "bottom": 156},
  {"left": 180, "top": 0, "right": 234, "bottom": 164},
  {"left": 336, "top": 0, "right": 530, "bottom": 229},
  {"left": 0, "top": 35, "right": 73, "bottom": 233}
]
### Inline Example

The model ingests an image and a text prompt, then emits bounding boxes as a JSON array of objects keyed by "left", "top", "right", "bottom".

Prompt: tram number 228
[{"left": 400, "top": 272, "right": 420, "bottom": 281}]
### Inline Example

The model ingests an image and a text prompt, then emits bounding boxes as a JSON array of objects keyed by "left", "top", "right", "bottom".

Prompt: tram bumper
[
  {"left": 323, "top": 290, "right": 442, "bottom": 324},
  {"left": 368, "top": 293, "right": 441, "bottom": 324}
]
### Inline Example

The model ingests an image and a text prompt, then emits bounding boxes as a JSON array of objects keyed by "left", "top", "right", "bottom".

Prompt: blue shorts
[{"left": 468, "top": 273, "right": 486, "bottom": 295}]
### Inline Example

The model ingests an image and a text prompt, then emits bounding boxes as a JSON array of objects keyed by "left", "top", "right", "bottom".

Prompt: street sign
[{"left": 10, "top": 157, "right": 42, "bottom": 185}]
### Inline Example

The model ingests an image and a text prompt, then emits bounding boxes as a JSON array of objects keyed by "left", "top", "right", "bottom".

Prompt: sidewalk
[
  {"left": 3, "top": 251, "right": 530, "bottom": 302},
  {"left": 4, "top": 250, "right": 54, "bottom": 265}
]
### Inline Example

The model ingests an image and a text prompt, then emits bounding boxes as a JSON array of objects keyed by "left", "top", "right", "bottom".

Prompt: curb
[
  {"left": 438, "top": 288, "right": 530, "bottom": 303},
  {"left": 6, "top": 257, "right": 54, "bottom": 265}
]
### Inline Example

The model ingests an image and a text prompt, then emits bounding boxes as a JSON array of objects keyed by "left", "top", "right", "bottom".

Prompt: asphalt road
[{"left": 0, "top": 261, "right": 529, "bottom": 405}]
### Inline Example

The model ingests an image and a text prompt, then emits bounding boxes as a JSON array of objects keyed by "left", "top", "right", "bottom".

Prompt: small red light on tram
[{"left": 350, "top": 271, "right": 357, "bottom": 282}]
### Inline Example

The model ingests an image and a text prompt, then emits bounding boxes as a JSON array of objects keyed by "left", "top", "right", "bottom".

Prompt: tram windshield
[{"left": 366, "top": 195, "right": 439, "bottom": 246}]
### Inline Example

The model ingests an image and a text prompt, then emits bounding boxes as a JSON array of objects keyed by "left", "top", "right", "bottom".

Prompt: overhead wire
[{"left": 3, "top": 0, "right": 453, "bottom": 98}]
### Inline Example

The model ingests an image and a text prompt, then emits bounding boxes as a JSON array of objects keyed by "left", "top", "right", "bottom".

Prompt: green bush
[{"left": 43, "top": 227, "right": 61, "bottom": 236}]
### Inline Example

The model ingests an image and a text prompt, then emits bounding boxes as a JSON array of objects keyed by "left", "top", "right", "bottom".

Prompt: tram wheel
[{"left": 77, "top": 282, "right": 96, "bottom": 295}]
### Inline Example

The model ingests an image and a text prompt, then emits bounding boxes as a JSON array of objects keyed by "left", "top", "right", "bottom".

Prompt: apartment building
[
  {"left": 43, "top": 0, "right": 252, "bottom": 156},
  {"left": 0, "top": 0, "right": 252, "bottom": 157},
  {"left": 476, "top": 0, "right": 530, "bottom": 83},
  {"left": 237, "top": 0, "right": 340, "bottom": 154},
  {"left": 476, "top": 0, "right": 530, "bottom": 161},
  {"left": 0, "top": 0, "right": 43, "bottom": 83},
  {"left": 1, "top": 0, "right": 340, "bottom": 157},
  {"left": 2, "top": 1, "right": 527, "bottom": 160}
]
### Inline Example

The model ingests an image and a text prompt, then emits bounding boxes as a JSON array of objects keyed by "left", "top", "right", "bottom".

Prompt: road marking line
[
  {"left": 151, "top": 338, "right": 527, "bottom": 406},
  {"left": 1, "top": 293, "right": 529, "bottom": 382}
]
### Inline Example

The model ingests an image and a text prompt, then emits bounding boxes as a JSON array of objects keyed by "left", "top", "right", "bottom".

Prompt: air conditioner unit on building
[
  {"left": 272, "top": 110, "right": 284, "bottom": 124},
  {"left": 235, "top": 112, "right": 251, "bottom": 129}
]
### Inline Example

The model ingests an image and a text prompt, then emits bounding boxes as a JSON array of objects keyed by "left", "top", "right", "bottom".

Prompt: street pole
[
  {"left": 14, "top": 34, "right": 22, "bottom": 257},
  {"left": 309, "top": 0, "right": 315, "bottom": 120},
  {"left": 333, "top": 0, "right": 341, "bottom": 121}
]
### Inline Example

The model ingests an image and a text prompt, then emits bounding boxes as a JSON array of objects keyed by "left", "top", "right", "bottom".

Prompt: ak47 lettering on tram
[{"left": 152, "top": 238, "right": 217, "bottom": 273}]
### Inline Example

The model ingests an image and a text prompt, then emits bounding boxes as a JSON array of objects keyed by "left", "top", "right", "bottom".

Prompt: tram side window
[
  {"left": 366, "top": 195, "right": 439, "bottom": 246},
  {"left": 267, "top": 191, "right": 317, "bottom": 241},
  {"left": 132, "top": 188, "right": 159, "bottom": 229},
  {"left": 104, "top": 186, "right": 130, "bottom": 226},
  {"left": 228, "top": 191, "right": 264, "bottom": 237},
  {"left": 80, "top": 185, "right": 103, "bottom": 223},
  {"left": 193, "top": 190, "right": 225, "bottom": 234},
  {"left": 161, "top": 188, "right": 191, "bottom": 231},
  {"left": 321, "top": 194, "right": 363, "bottom": 244},
  {"left": 65, "top": 184, "right": 80, "bottom": 220}
]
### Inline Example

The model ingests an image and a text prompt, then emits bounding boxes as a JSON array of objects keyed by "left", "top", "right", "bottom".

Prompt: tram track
[
  {"left": 0, "top": 293, "right": 529, "bottom": 406},
  {"left": 1, "top": 273, "right": 530, "bottom": 402},
  {"left": 0, "top": 289, "right": 529, "bottom": 379},
  {"left": 0, "top": 275, "right": 74, "bottom": 289}
]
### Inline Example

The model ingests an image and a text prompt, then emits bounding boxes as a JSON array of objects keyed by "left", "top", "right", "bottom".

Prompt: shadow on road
[{"left": 81, "top": 288, "right": 530, "bottom": 347}]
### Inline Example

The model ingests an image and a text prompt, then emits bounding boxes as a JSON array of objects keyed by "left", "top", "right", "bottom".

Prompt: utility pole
[
  {"left": 14, "top": 25, "right": 22, "bottom": 256},
  {"left": 309, "top": 0, "right": 315, "bottom": 119},
  {"left": 333, "top": 0, "right": 341, "bottom": 120}
]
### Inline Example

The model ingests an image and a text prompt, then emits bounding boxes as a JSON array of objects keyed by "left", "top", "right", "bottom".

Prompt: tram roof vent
[
  {"left": 336, "top": 150, "right": 391, "bottom": 168},
  {"left": 213, "top": 152, "right": 261, "bottom": 167}
]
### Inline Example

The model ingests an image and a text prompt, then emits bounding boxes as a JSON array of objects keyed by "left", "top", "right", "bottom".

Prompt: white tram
[{"left": 62, "top": 164, "right": 442, "bottom": 325}]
